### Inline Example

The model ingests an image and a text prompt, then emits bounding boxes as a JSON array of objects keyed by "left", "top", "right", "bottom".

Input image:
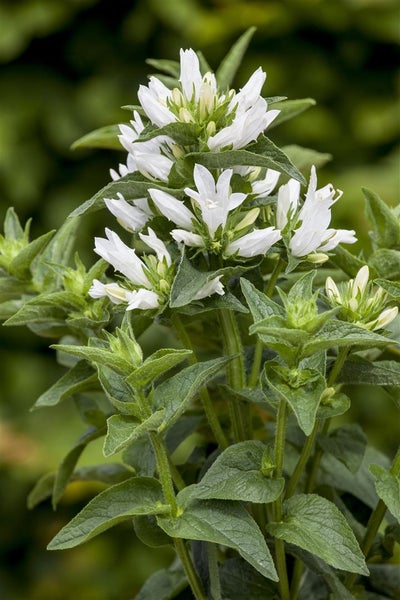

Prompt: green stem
[
  {"left": 248, "top": 257, "right": 285, "bottom": 388},
  {"left": 208, "top": 542, "right": 222, "bottom": 600},
  {"left": 289, "top": 557, "right": 304, "bottom": 600},
  {"left": 345, "top": 447, "right": 400, "bottom": 591},
  {"left": 149, "top": 431, "right": 178, "bottom": 515},
  {"left": 171, "top": 313, "right": 229, "bottom": 449},
  {"left": 273, "top": 398, "right": 290, "bottom": 600},
  {"left": 149, "top": 431, "right": 206, "bottom": 600},
  {"left": 174, "top": 538, "right": 207, "bottom": 600},
  {"left": 285, "top": 424, "right": 319, "bottom": 499},
  {"left": 218, "top": 309, "right": 248, "bottom": 442}
]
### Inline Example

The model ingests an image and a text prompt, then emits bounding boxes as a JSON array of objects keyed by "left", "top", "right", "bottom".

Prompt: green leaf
[
  {"left": 219, "top": 558, "right": 278, "bottom": 600},
  {"left": 178, "top": 290, "right": 248, "bottom": 315},
  {"left": 97, "top": 365, "right": 141, "bottom": 418},
  {"left": 339, "top": 358, "right": 400, "bottom": 386},
  {"left": 152, "top": 356, "right": 232, "bottom": 431},
  {"left": 48, "top": 477, "right": 168, "bottom": 550},
  {"left": 134, "top": 515, "right": 172, "bottom": 548},
  {"left": 170, "top": 252, "right": 252, "bottom": 308},
  {"left": 270, "top": 98, "right": 316, "bottom": 128},
  {"left": 68, "top": 173, "right": 180, "bottom": 218},
  {"left": 33, "top": 361, "right": 97, "bottom": 409},
  {"left": 286, "top": 269, "right": 316, "bottom": 304},
  {"left": 9, "top": 230, "right": 55, "bottom": 279},
  {"left": 3, "top": 207, "right": 25, "bottom": 239},
  {"left": 71, "top": 124, "right": 123, "bottom": 150},
  {"left": 318, "top": 446, "right": 390, "bottom": 509},
  {"left": 127, "top": 348, "right": 193, "bottom": 389},
  {"left": 4, "top": 302, "right": 67, "bottom": 328},
  {"left": 375, "top": 278, "right": 400, "bottom": 299},
  {"left": 370, "top": 464, "right": 400, "bottom": 523},
  {"left": 103, "top": 411, "right": 165, "bottom": 457},
  {"left": 240, "top": 278, "right": 285, "bottom": 321},
  {"left": 331, "top": 246, "right": 369, "bottom": 279},
  {"left": 53, "top": 426, "right": 106, "bottom": 508},
  {"left": 28, "top": 464, "right": 133, "bottom": 509},
  {"left": 287, "top": 546, "right": 356, "bottom": 600},
  {"left": 267, "top": 494, "right": 368, "bottom": 575},
  {"left": 138, "top": 122, "right": 200, "bottom": 145},
  {"left": 318, "top": 424, "right": 367, "bottom": 473},
  {"left": 302, "top": 320, "right": 394, "bottom": 357},
  {"left": 188, "top": 136, "right": 305, "bottom": 184},
  {"left": 369, "top": 248, "right": 400, "bottom": 279},
  {"left": 158, "top": 499, "right": 278, "bottom": 581},
  {"left": 122, "top": 436, "right": 155, "bottom": 477},
  {"left": 135, "top": 562, "right": 187, "bottom": 600},
  {"left": 317, "top": 391, "right": 351, "bottom": 420},
  {"left": 369, "top": 564, "right": 400, "bottom": 599},
  {"left": 263, "top": 361, "right": 326, "bottom": 435},
  {"left": 52, "top": 342, "right": 133, "bottom": 375},
  {"left": 281, "top": 145, "right": 332, "bottom": 174},
  {"left": 215, "top": 27, "right": 256, "bottom": 90},
  {"left": 146, "top": 57, "right": 180, "bottom": 78},
  {"left": 188, "top": 441, "right": 284, "bottom": 503},
  {"left": 33, "top": 217, "right": 80, "bottom": 290},
  {"left": 364, "top": 188, "right": 400, "bottom": 250}
]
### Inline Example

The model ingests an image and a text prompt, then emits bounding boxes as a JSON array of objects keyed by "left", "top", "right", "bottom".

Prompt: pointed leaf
[
  {"left": 269, "top": 98, "right": 316, "bottom": 129},
  {"left": 52, "top": 343, "right": 132, "bottom": 375},
  {"left": 127, "top": 348, "right": 193, "bottom": 389},
  {"left": 138, "top": 122, "right": 200, "bottom": 145},
  {"left": 135, "top": 562, "right": 187, "bottom": 600},
  {"left": 189, "top": 441, "right": 284, "bottom": 503},
  {"left": 33, "top": 361, "right": 97, "bottom": 409},
  {"left": 146, "top": 58, "right": 180, "bottom": 78},
  {"left": 103, "top": 411, "right": 165, "bottom": 457},
  {"left": 97, "top": 365, "right": 141, "bottom": 418},
  {"left": 158, "top": 499, "right": 278, "bottom": 581},
  {"left": 318, "top": 424, "right": 367, "bottom": 473},
  {"left": 53, "top": 426, "right": 106, "bottom": 508},
  {"left": 48, "top": 477, "right": 168, "bottom": 550},
  {"left": 28, "top": 464, "right": 133, "bottom": 508},
  {"left": 331, "top": 246, "right": 369, "bottom": 279},
  {"left": 281, "top": 145, "right": 331, "bottom": 174},
  {"left": 318, "top": 446, "right": 390, "bottom": 509},
  {"left": 302, "top": 320, "right": 394, "bottom": 357},
  {"left": 263, "top": 361, "right": 326, "bottom": 435},
  {"left": 216, "top": 27, "right": 256, "bottom": 90},
  {"left": 69, "top": 173, "right": 180, "bottom": 218},
  {"left": 71, "top": 124, "right": 122, "bottom": 151},
  {"left": 339, "top": 358, "right": 400, "bottom": 386},
  {"left": 369, "top": 248, "right": 400, "bottom": 279},
  {"left": 9, "top": 230, "right": 55, "bottom": 279},
  {"left": 375, "top": 278, "right": 400, "bottom": 299},
  {"left": 153, "top": 356, "right": 232, "bottom": 431},
  {"left": 3, "top": 207, "right": 25, "bottom": 239},
  {"left": 188, "top": 136, "right": 305, "bottom": 184},
  {"left": 370, "top": 464, "right": 400, "bottom": 523},
  {"left": 240, "top": 278, "right": 284, "bottom": 321},
  {"left": 267, "top": 494, "right": 368, "bottom": 575},
  {"left": 219, "top": 558, "right": 278, "bottom": 600},
  {"left": 364, "top": 188, "right": 400, "bottom": 249}
]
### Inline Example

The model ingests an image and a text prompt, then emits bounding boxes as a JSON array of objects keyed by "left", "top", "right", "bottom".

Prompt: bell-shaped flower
[
  {"left": 137, "top": 48, "right": 279, "bottom": 152},
  {"left": 225, "top": 227, "right": 282, "bottom": 258},
  {"left": 104, "top": 193, "right": 152, "bottom": 233},
  {"left": 276, "top": 166, "right": 357, "bottom": 259},
  {"left": 110, "top": 111, "right": 174, "bottom": 183}
]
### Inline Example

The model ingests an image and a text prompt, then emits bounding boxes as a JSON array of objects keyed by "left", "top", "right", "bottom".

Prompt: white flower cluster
[{"left": 90, "top": 48, "right": 357, "bottom": 312}]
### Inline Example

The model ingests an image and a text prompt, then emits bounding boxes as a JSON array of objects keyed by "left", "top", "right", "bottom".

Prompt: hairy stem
[
  {"left": 171, "top": 313, "right": 229, "bottom": 449},
  {"left": 208, "top": 542, "right": 222, "bottom": 600},
  {"left": 248, "top": 257, "right": 285, "bottom": 388},
  {"left": 345, "top": 447, "right": 400, "bottom": 591},
  {"left": 218, "top": 309, "right": 248, "bottom": 442},
  {"left": 273, "top": 398, "right": 290, "bottom": 600},
  {"left": 175, "top": 539, "right": 207, "bottom": 600}
]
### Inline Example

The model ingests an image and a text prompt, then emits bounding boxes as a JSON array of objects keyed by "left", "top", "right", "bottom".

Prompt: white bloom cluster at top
[{"left": 90, "top": 48, "right": 357, "bottom": 312}]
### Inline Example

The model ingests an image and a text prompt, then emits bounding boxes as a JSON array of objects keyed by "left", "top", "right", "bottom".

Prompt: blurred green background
[{"left": 1, "top": 0, "right": 399, "bottom": 598}]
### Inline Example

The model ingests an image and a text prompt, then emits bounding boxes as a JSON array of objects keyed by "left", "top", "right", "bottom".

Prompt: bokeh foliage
[{"left": 1, "top": 0, "right": 399, "bottom": 598}]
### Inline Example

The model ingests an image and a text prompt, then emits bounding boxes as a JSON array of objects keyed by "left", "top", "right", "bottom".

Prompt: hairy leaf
[
  {"left": 267, "top": 494, "right": 368, "bottom": 575},
  {"left": 318, "top": 424, "right": 367, "bottom": 473},
  {"left": 103, "top": 411, "right": 165, "bottom": 457},
  {"left": 127, "top": 348, "right": 193, "bottom": 389},
  {"left": 189, "top": 441, "right": 284, "bottom": 503},
  {"left": 33, "top": 361, "right": 97, "bottom": 409},
  {"left": 216, "top": 27, "right": 256, "bottom": 90},
  {"left": 71, "top": 124, "right": 122, "bottom": 151},
  {"left": 370, "top": 464, "right": 400, "bottom": 523},
  {"left": 48, "top": 478, "right": 168, "bottom": 550},
  {"left": 158, "top": 499, "right": 278, "bottom": 581}
]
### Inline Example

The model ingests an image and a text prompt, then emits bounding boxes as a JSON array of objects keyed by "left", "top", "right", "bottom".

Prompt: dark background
[{"left": 0, "top": 1, "right": 399, "bottom": 598}]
